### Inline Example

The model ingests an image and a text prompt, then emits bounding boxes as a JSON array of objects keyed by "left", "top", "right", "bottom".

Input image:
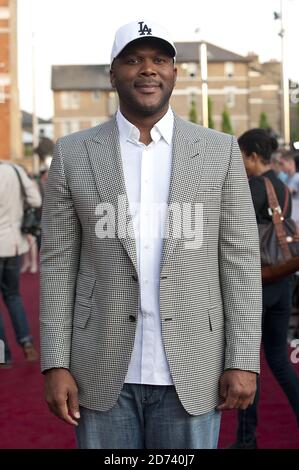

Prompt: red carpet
[{"left": 0, "top": 272, "right": 299, "bottom": 449}]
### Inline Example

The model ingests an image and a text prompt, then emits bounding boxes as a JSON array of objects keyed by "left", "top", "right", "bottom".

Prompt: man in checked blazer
[{"left": 40, "top": 20, "right": 262, "bottom": 449}]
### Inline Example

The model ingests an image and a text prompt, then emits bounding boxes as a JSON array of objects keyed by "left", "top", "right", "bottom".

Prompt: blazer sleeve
[
  {"left": 219, "top": 136, "right": 262, "bottom": 373},
  {"left": 39, "top": 139, "right": 82, "bottom": 372}
]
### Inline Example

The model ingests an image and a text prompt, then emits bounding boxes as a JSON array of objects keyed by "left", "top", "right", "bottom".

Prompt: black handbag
[
  {"left": 12, "top": 165, "right": 41, "bottom": 238},
  {"left": 260, "top": 176, "right": 299, "bottom": 283}
]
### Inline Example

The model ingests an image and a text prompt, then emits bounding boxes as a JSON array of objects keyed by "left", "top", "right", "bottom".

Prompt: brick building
[
  {"left": 0, "top": 0, "right": 22, "bottom": 160},
  {"left": 51, "top": 41, "right": 282, "bottom": 140}
]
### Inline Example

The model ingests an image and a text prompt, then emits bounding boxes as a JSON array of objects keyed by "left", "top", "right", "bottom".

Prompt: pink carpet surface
[{"left": 0, "top": 271, "right": 299, "bottom": 449}]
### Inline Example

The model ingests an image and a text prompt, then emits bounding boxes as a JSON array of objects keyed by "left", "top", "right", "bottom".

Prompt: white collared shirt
[{"left": 116, "top": 108, "right": 174, "bottom": 385}]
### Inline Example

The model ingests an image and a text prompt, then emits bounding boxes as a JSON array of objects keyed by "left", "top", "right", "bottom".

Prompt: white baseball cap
[{"left": 110, "top": 20, "right": 176, "bottom": 66}]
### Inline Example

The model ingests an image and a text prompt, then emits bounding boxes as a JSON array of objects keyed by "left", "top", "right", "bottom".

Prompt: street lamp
[
  {"left": 32, "top": 32, "right": 40, "bottom": 174},
  {"left": 274, "top": 0, "right": 290, "bottom": 148},
  {"left": 195, "top": 28, "right": 209, "bottom": 127}
]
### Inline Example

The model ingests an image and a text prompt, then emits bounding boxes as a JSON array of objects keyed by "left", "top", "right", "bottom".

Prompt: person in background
[
  {"left": 280, "top": 152, "right": 299, "bottom": 225},
  {"left": 280, "top": 152, "right": 299, "bottom": 197},
  {"left": 21, "top": 234, "right": 38, "bottom": 273},
  {"left": 18, "top": 167, "right": 40, "bottom": 272},
  {"left": 0, "top": 162, "right": 41, "bottom": 367},
  {"left": 229, "top": 129, "right": 299, "bottom": 449}
]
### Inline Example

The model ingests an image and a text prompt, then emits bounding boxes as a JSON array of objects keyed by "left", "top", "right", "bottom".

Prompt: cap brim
[{"left": 115, "top": 36, "right": 176, "bottom": 61}]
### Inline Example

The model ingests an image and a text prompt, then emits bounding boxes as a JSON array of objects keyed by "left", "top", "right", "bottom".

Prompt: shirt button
[{"left": 129, "top": 315, "right": 136, "bottom": 322}]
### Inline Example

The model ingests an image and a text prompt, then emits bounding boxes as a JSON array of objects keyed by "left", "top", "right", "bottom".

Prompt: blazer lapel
[
  {"left": 84, "top": 118, "right": 138, "bottom": 274},
  {"left": 161, "top": 116, "right": 207, "bottom": 271}
]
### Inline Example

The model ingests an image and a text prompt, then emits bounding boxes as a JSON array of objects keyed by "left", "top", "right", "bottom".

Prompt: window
[
  {"left": 92, "top": 91, "right": 101, "bottom": 101},
  {"left": 187, "top": 63, "right": 198, "bottom": 79},
  {"left": 61, "top": 120, "right": 80, "bottom": 135},
  {"left": 181, "top": 63, "right": 198, "bottom": 79},
  {"left": 107, "top": 92, "right": 118, "bottom": 117},
  {"left": 0, "top": 85, "right": 5, "bottom": 103},
  {"left": 0, "top": 7, "right": 9, "bottom": 20},
  {"left": 225, "top": 87, "right": 235, "bottom": 108},
  {"left": 60, "top": 92, "right": 80, "bottom": 110},
  {"left": 225, "top": 62, "right": 234, "bottom": 79}
]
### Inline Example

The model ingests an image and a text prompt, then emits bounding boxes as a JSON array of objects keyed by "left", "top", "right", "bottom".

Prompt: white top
[
  {"left": 0, "top": 163, "right": 42, "bottom": 257},
  {"left": 286, "top": 172, "right": 299, "bottom": 200},
  {"left": 116, "top": 108, "right": 174, "bottom": 385}
]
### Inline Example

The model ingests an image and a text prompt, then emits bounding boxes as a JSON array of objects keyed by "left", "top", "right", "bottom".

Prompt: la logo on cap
[
  {"left": 110, "top": 19, "right": 176, "bottom": 66},
  {"left": 138, "top": 21, "right": 152, "bottom": 36}
]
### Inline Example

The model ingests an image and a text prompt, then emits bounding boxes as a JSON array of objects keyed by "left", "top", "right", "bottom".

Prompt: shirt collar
[{"left": 116, "top": 107, "right": 174, "bottom": 146}]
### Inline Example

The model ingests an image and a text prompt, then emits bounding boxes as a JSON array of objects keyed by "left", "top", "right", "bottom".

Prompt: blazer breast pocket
[{"left": 196, "top": 187, "right": 221, "bottom": 202}]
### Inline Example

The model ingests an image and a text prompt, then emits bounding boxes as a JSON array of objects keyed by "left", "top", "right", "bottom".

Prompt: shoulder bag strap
[
  {"left": 263, "top": 176, "right": 292, "bottom": 260},
  {"left": 282, "top": 184, "right": 290, "bottom": 218},
  {"left": 10, "top": 164, "right": 26, "bottom": 201}
]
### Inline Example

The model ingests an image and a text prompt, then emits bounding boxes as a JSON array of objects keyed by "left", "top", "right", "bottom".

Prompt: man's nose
[{"left": 139, "top": 59, "right": 157, "bottom": 76}]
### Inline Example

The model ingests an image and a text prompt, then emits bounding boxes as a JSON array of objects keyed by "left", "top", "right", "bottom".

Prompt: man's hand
[
  {"left": 217, "top": 369, "right": 257, "bottom": 411},
  {"left": 44, "top": 368, "right": 80, "bottom": 426}
]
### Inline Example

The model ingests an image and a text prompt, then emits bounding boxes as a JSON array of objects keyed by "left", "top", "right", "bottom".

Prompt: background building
[
  {"left": 22, "top": 110, "right": 53, "bottom": 143},
  {"left": 51, "top": 64, "right": 117, "bottom": 139},
  {"left": 0, "top": 0, "right": 22, "bottom": 160},
  {"left": 51, "top": 41, "right": 283, "bottom": 140}
]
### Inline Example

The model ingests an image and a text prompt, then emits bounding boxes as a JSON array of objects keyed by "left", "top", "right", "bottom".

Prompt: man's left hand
[{"left": 217, "top": 369, "right": 257, "bottom": 411}]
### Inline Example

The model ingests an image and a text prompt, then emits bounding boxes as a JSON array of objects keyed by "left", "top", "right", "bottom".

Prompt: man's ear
[
  {"left": 251, "top": 152, "right": 259, "bottom": 162},
  {"left": 110, "top": 69, "right": 116, "bottom": 89},
  {"left": 173, "top": 67, "right": 177, "bottom": 85}
]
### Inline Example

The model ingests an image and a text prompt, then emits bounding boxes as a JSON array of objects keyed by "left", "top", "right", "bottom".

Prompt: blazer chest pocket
[{"left": 196, "top": 188, "right": 221, "bottom": 203}]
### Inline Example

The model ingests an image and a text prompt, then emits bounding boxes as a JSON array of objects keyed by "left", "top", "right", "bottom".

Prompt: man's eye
[
  {"left": 154, "top": 57, "right": 166, "bottom": 63},
  {"left": 127, "top": 58, "right": 139, "bottom": 64}
]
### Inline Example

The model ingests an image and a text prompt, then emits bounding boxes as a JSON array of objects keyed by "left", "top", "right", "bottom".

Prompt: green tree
[
  {"left": 188, "top": 100, "right": 198, "bottom": 124},
  {"left": 221, "top": 107, "right": 234, "bottom": 134},
  {"left": 291, "top": 102, "right": 299, "bottom": 142},
  {"left": 296, "top": 102, "right": 299, "bottom": 141},
  {"left": 259, "top": 112, "right": 270, "bottom": 130},
  {"left": 208, "top": 97, "right": 215, "bottom": 129}
]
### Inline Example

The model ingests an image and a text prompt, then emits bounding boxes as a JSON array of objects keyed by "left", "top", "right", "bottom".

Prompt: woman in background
[{"left": 230, "top": 128, "right": 299, "bottom": 449}]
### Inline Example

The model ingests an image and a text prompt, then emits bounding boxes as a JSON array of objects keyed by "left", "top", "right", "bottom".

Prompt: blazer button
[{"left": 129, "top": 315, "right": 136, "bottom": 322}]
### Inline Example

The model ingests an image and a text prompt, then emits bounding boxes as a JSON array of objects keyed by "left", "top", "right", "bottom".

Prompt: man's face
[
  {"left": 280, "top": 158, "right": 294, "bottom": 175},
  {"left": 110, "top": 39, "right": 177, "bottom": 119}
]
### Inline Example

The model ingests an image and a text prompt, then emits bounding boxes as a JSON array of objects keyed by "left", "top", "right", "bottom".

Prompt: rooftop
[{"left": 51, "top": 41, "right": 250, "bottom": 91}]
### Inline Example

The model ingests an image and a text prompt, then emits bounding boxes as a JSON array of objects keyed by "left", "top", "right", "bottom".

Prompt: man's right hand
[{"left": 44, "top": 368, "right": 80, "bottom": 426}]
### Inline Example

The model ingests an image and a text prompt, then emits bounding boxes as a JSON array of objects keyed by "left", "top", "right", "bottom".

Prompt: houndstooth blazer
[{"left": 40, "top": 115, "right": 262, "bottom": 415}]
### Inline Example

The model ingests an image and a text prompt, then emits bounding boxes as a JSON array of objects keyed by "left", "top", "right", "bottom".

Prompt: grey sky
[{"left": 18, "top": 0, "right": 299, "bottom": 119}]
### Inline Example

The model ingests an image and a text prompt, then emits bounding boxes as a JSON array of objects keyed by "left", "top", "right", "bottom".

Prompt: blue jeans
[
  {"left": 236, "top": 277, "right": 299, "bottom": 444},
  {"left": 76, "top": 384, "right": 221, "bottom": 449},
  {"left": 0, "top": 256, "right": 32, "bottom": 362}
]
